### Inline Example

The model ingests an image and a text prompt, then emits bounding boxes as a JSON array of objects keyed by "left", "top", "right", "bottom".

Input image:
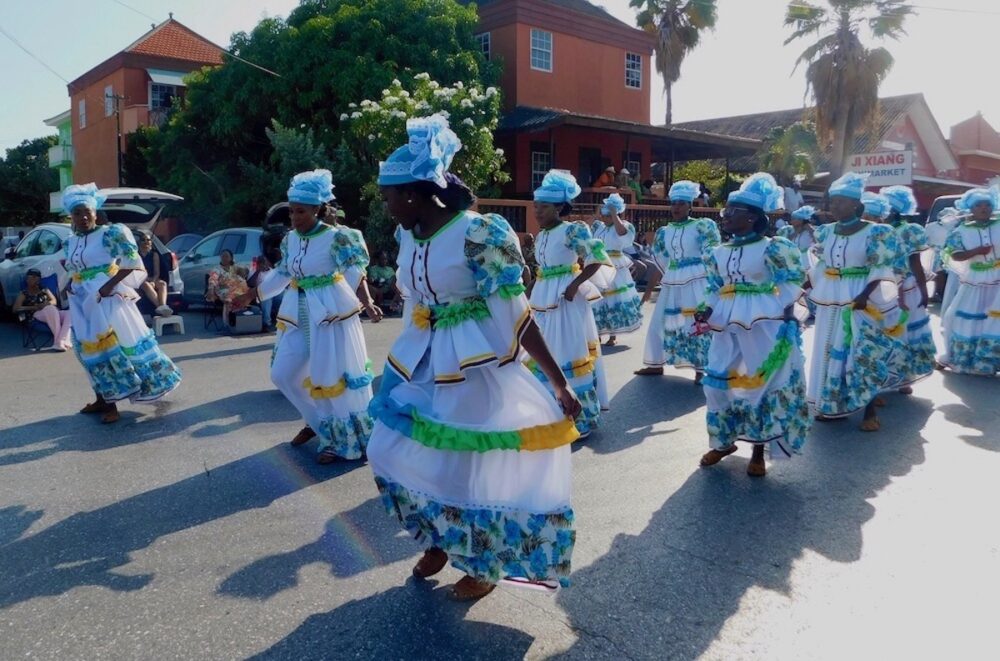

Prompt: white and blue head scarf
[
  {"left": 828, "top": 172, "right": 869, "bottom": 200},
  {"left": 861, "top": 192, "right": 892, "bottom": 219},
  {"left": 601, "top": 193, "right": 626, "bottom": 215},
  {"left": 533, "top": 170, "right": 582, "bottom": 204},
  {"left": 955, "top": 186, "right": 1000, "bottom": 213},
  {"left": 668, "top": 180, "right": 700, "bottom": 204},
  {"left": 287, "top": 169, "right": 335, "bottom": 206},
  {"left": 378, "top": 114, "right": 462, "bottom": 188},
  {"left": 62, "top": 183, "right": 107, "bottom": 215},
  {"left": 727, "top": 172, "right": 784, "bottom": 213},
  {"left": 878, "top": 185, "right": 918, "bottom": 215},
  {"left": 791, "top": 205, "right": 816, "bottom": 222}
]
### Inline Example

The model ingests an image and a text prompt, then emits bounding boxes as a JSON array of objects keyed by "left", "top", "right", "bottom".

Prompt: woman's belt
[
  {"left": 72, "top": 263, "right": 118, "bottom": 283},
  {"left": 823, "top": 266, "right": 870, "bottom": 278},
  {"left": 536, "top": 263, "right": 580, "bottom": 280},
  {"left": 719, "top": 282, "right": 778, "bottom": 296},
  {"left": 607, "top": 250, "right": 624, "bottom": 257},
  {"left": 290, "top": 273, "right": 344, "bottom": 291},
  {"left": 412, "top": 296, "right": 490, "bottom": 330},
  {"left": 667, "top": 257, "right": 703, "bottom": 270},
  {"left": 970, "top": 259, "right": 1000, "bottom": 272}
]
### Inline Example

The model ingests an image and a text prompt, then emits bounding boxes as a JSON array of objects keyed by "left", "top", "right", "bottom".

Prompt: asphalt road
[{"left": 1, "top": 307, "right": 998, "bottom": 660}]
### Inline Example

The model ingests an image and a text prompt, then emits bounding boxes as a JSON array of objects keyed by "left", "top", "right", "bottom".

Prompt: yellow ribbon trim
[
  {"left": 727, "top": 372, "right": 767, "bottom": 390},
  {"left": 79, "top": 328, "right": 118, "bottom": 354},
  {"left": 990, "top": 310, "right": 1000, "bottom": 318},
  {"left": 519, "top": 417, "right": 580, "bottom": 451},
  {"left": 302, "top": 376, "right": 347, "bottom": 399},
  {"left": 72, "top": 263, "right": 119, "bottom": 284},
  {"left": 606, "top": 250, "right": 623, "bottom": 257},
  {"left": 412, "top": 304, "right": 432, "bottom": 330},
  {"left": 275, "top": 321, "right": 287, "bottom": 332},
  {"left": 860, "top": 303, "right": 908, "bottom": 338}
]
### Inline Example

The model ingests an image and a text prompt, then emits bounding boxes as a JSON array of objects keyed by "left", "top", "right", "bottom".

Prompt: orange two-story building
[
  {"left": 465, "top": 0, "right": 757, "bottom": 196},
  {"left": 67, "top": 18, "right": 223, "bottom": 187}
]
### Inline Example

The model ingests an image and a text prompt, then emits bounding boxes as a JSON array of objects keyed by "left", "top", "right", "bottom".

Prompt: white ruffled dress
[
  {"left": 642, "top": 218, "right": 720, "bottom": 369},
  {"left": 807, "top": 222, "right": 907, "bottom": 416},
  {"left": 940, "top": 219, "right": 1000, "bottom": 375},
  {"left": 258, "top": 223, "right": 374, "bottom": 459},
  {"left": 590, "top": 220, "right": 643, "bottom": 335},
  {"left": 367, "top": 211, "right": 578, "bottom": 588},
  {"left": 703, "top": 237, "right": 809, "bottom": 458},
  {"left": 64, "top": 224, "right": 181, "bottom": 403},
  {"left": 892, "top": 221, "right": 936, "bottom": 384},
  {"left": 529, "top": 221, "right": 611, "bottom": 434}
]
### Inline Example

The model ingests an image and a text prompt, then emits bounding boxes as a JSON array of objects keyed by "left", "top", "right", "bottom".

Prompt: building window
[
  {"left": 104, "top": 85, "right": 114, "bottom": 117},
  {"left": 531, "top": 150, "right": 551, "bottom": 189},
  {"left": 476, "top": 32, "right": 491, "bottom": 60},
  {"left": 530, "top": 29, "right": 552, "bottom": 72},
  {"left": 77, "top": 99, "right": 86, "bottom": 129},
  {"left": 150, "top": 83, "right": 178, "bottom": 110},
  {"left": 625, "top": 53, "right": 642, "bottom": 89}
]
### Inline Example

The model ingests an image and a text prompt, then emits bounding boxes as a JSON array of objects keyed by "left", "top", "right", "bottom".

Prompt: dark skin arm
[
  {"left": 950, "top": 245, "right": 992, "bottom": 261},
  {"left": 563, "top": 263, "right": 602, "bottom": 301},
  {"left": 520, "top": 318, "right": 582, "bottom": 418},
  {"left": 909, "top": 253, "right": 929, "bottom": 308},
  {"left": 852, "top": 280, "right": 881, "bottom": 310},
  {"left": 355, "top": 277, "right": 383, "bottom": 323},
  {"left": 98, "top": 269, "right": 136, "bottom": 298}
]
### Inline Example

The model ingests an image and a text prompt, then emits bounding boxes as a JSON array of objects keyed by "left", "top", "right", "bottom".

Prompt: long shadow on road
[
  {"left": 555, "top": 395, "right": 933, "bottom": 659},
  {"left": 249, "top": 583, "right": 534, "bottom": 660},
  {"left": 938, "top": 372, "right": 1000, "bottom": 452},
  {"left": 0, "top": 389, "right": 299, "bottom": 467},
  {"left": 0, "top": 444, "right": 357, "bottom": 609}
]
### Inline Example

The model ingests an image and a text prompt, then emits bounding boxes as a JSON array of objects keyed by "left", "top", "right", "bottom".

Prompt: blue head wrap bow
[
  {"left": 533, "top": 170, "right": 582, "bottom": 204},
  {"left": 861, "top": 192, "right": 891, "bottom": 219},
  {"left": 668, "top": 180, "right": 700, "bottom": 203},
  {"left": 955, "top": 187, "right": 1000, "bottom": 212},
  {"left": 287, "top": 169, "right": 335, "bottom": 206},
  {"left": 62, "top": 183, "right": 107, "bottom": 215},
  {"left": 601, "top": 193, "right": 626, "bottom": 215},
  {"left": 878, "top": 185, "right": 917, "bottom": 215},
  {"left": 828, "top": 172, "right": 869, "bottom": 200},
  {"left": 727, "top": 172, "right": 784, "bottom": 212},
  {"left": 791, "top": 205, "right": 816, "bottom": 222},
  {"left": 378, "top": 114, "right": 462, "bottom": 189}
]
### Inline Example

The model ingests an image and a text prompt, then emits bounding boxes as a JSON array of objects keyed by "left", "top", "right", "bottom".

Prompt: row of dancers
[{"left": 57, "top": 114, "right": 999, "bottom": 600}]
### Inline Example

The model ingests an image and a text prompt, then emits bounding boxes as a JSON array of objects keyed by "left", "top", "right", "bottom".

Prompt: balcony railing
[{"left": 48, "top": 144, "right": 73, "bottom": 168}]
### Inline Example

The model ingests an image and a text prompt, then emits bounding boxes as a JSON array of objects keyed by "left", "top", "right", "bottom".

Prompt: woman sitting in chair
[{"left": 14, "top": 268, "right": 71, "bottom": 351}]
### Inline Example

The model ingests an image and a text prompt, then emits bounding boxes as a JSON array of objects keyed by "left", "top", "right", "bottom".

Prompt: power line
[
  {"left": 111, "top": 0, "right": 159, "bottom": 23},
  {"left": 0, "top": 24, "right": 69, "bottom": 83},
  {"left": 910, "top": 4, "right": 1000, "bottom": 16}
]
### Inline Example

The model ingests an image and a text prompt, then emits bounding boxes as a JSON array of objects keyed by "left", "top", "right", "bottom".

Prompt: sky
[{"left": 1, "top": 0, "right": 999, "bottom": 154}]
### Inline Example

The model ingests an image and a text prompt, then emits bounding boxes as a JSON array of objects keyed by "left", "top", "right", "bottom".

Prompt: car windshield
[{"left": 102, "top": 201, "right": 162, "bottom": 226}]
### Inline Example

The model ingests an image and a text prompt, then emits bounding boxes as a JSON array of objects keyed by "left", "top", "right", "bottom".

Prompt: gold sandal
[
  {"left": 449, "top": 576, "right": 496, "bottom": 601},
  {"left": 700, "top": 445, "right": 738, "bottom": 467}
]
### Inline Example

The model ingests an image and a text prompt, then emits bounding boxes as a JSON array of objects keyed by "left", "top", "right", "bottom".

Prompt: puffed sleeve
[
  {"left": 257, "top": 234, "right": 292, "bottom": 301},
  {"left": 622, "top": 221, "right": 637, "bottom": 244},
  {"left": 776, "top": 225, "right": 795, "bottom": 240},
  {"left": 943, "top": 226, "right": 970, "bottom": 277},
  {"left": 703, "top": 246, "right": 725, "bottom": 311},
  {"left": 865, "top": 223, "right": 900, "bottom": 285},
  {"left": 103, "top": 224, "right": 147, "bottom": 288},
  {"left": 695, "top": 218, "right": 722, "bottom": 263},
  {"left": 565, "top": 222, "right": 611, "bottom": 267},
  {"left": 651, "top": 226, "right": 669, "bottom": 268},
  {"left": 332, "top": 227, "right": 371, "bottom": 291},
  {"left": 765, "top": 237, "right": 806, "bottom": 308}
]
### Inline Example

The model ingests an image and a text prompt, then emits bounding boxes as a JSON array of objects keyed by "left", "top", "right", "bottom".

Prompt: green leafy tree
[
  {"left": 759, "top": 120, "right": 819, "bottom": 185},
  {"left": 0, "top": 136, "right": 58, "bottom": 225},
  {"left": 631, "top": 0, "right": 718, "bottom": 125},
  {"left": 672, "top": 160, "right": 740, "bottom": 205},
  {"left": 145, "top": 0, "right": 494, "bottom": 229},
  {"left": 339, "top": 75, "right": 507, "bottom": 254},
  {"left": 785, "top": 0, "right": 913, "bottom": 175}
]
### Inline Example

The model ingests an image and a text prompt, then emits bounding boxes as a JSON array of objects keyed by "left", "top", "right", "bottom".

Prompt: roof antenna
[{"left": 169, "top": 12, "right": 174, "bottom": 19}]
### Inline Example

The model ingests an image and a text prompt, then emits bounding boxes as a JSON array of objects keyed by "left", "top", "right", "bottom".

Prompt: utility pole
[{"left": 109, "top": 91, "right": 127, "bottom": 186}]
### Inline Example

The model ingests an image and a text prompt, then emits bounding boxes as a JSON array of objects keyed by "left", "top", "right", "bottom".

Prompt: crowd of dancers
[{"left": 56, "top": 113, "right": 1000, "bottom": 601}]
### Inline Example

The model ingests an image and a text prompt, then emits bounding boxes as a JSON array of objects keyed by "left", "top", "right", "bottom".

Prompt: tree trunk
[
  {"left": 665, "top": 83, "right": 673, "bottom": 126},
  {"left": 830, "top": 112, "right": 851, "bottom": 179}
]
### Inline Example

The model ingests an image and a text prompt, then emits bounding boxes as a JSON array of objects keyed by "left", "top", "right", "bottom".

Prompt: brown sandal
[
  {"left": 80, "top": 400, "right": 108, "bottom": 414},
  {"left": 290, "top": 426, "right": 316, "bottom": 446},
  {"left": 898, "top": 386, "right": 913, "bottom": 395},
  {"left": 747, "top": 457, "right": 766, "bottom": 477},
  {"left": 860, "top": 416, "right": 880, "bottom": 432},
  {"left": 316, "top": 449, "right": 340, "bottom": 464},
  {"left": 100, "top": 407, "right": 120, "bottom": 424},
  {"left": 700, "top": 445, "right": 738, "bottom": 467},
  {"left": 412, "top": 547, "right": 448, "bottom": 579},
  {"left": 449, "top": 575, "right": 496, "bottom": 601}
]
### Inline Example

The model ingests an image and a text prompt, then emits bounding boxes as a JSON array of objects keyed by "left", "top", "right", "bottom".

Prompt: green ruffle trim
[
  {"left": 827, "top": 266, "right": 870, "bottom": 278},
  {"left": 537, "top": 264, "right": 578, "bottom": 279},
  {"left": 293, "top": 273, "right": 341, "bottom": 290},
  {"left": 603, "top": 283, "right": 636, "bottom": 296},
  {"left": 412, "top": 410, "right": 521, "bottom": 452},
  {"left": 970, "top": 260, "right": 1000, "bottom": 272},
  {"left": 74, "top": 264, "right": 115, "bottom": 281},
  {"left": 591, "top": 243, "right": 610, "bottom": 263},
  {"left": 497, "top": 283, "right": 527, "bottom": 299},
  {"left": 431, "top": 297, "right": 491, "bottom": 329},
  {"left": 726, "top": 282, "right": 779, "bottom": 295}
]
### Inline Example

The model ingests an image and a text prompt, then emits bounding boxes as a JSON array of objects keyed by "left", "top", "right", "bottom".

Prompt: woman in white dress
[
  {"left": 696, "top": 173, "right": 809, "bottom": 477},
  {"left": 590, "top": 193, "right": 643, "bottom": 346},
  {"left": 807, "top": 173, "right": 906, "bottom": 431},
  {"left": 62, "top": 184, "right": 181, "bottom": 424},
  {"left": 242, "top": 170, "right": 382, "bottom": 463},
  {"left": 939, "top": 186, "right": 1000, "bottom": 376},
  {"left": 530, "top": 171, "right": 612, "bottom": 438},
  {"left": 778, "top": 205, "right": 817, "bottom": 320},
  {"left": 366, "top": 116, "right": 581, "bottom": 601},
  {"left": 637, "top": 180, "right": 721, "bottom": 383}
]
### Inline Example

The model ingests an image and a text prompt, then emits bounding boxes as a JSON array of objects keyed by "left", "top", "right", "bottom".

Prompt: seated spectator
[
  {"left": 135, "top": 231, "right": 173, "bottom": 317},
  {"left": 15, "top": 268, "right": 71, "bottom": 351},
  {"left": 592, "top": 166, "right": 616, "bottom": 188},
  {"left": 207, "top": 249, "right": 251, "bottom": 325},
  {"left": 248, "top": 243, "right": 284, "bottom": 332},
  {"left": 367, "top": 251, "right": 399, "bottom": 313}
]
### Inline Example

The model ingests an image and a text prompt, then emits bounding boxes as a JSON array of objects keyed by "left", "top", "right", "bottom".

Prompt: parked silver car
[
  {"left": 0, "top": 188, "right": 184, "bottom": 312},
  {"left": 179, "top": 228, "right": 263, "bottom": 305}
]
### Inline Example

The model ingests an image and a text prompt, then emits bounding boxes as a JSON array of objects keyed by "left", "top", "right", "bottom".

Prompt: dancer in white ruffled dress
[{"left": 590, "top": 193, "right": 643, "bottom": 346}]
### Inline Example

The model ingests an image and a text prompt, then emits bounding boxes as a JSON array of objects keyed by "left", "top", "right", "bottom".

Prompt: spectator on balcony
[
  {"left": 784, "top": 178, "right": 804, "bottom": 213},
  {"left": 592, "top": 166, "right": 616, "bottom": 188},
  {"left": 623, "top": 169, "right": 644, "bottom": 203}
]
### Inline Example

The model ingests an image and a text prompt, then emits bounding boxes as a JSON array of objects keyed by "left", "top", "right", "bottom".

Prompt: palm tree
[
  {"left": 785, "top": 0, "right": 913, "bottom": 176},
  {"left": 631, "top": 0, "right": 718, "bottom": 125},
  {"left": 759, "top": 121, "right": 820, "bottom": 185}
]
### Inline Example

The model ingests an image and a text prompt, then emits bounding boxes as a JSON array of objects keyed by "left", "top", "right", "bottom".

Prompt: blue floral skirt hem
[
  {"left": 707, "top": 370, "right": 810, "bottom": 457},
  {"left": 898, "top": 333, "right": 937, "bottom": 386},
  {"left": 374, "top": 476, "right": 574, "bottom": 587},
  {"left": 944, "top": 333, "right": 1000, "bottom": 376},
  {"left": 317, "top": 410, "right": 373, "bottom": 459},
  {"left": 647, "top": 329, "right": 710, "bottom": 370},
  {"left": 593, "top": 295, "right": 643, "bottom": 335}
]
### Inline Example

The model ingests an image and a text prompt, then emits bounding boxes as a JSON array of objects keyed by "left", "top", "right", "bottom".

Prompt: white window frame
[
  {"left": 531, "top": 151, "right": 551, "bottom": 189},
  {"left": 530, "top": 29, "right": 552, "bottom": 72},
  {"left": 104, "top": 85, "right": 114, "bottom": 117},
  {"left": 78, "top": 99, "right": 86, "bottom": 129},
  {"left": 625, "top": 52, "right": 642, "bottom": 89},
  {"left": 149, "top": 83, "right": 178, "bottom": 110},
  {"left": 476, "top": 32, "right": 491, "bottom": 61}
]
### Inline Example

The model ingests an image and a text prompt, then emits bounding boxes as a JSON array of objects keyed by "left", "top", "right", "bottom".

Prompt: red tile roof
[{"left": 125, "top": 19, "right": 224, "bottom": 65}]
